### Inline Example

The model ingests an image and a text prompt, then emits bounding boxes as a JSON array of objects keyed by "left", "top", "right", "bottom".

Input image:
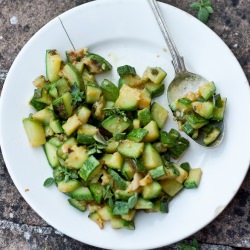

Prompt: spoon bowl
[
  {"left": 148, "top": 0, "right": 225, "bottom": 148},
  {"left": 167, "top": 71, "right": 207, "bottom": 104}
]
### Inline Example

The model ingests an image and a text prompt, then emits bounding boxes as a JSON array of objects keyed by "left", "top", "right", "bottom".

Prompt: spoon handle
[{"left": 148, "top": 0, "right": 186, "bottom": 74}]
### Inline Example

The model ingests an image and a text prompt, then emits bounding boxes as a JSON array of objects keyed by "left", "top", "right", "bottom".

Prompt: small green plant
[
  {"left": 178, "top": 239, "right": 199, "bottom": 250},
  {"left": 190, "top": 0, "right": 214, "bottom": 23}
]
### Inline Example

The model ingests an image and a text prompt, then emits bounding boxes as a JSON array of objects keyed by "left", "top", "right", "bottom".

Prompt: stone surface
[{"left": 0, "top": 0, "right": 249, "bottom": 249}]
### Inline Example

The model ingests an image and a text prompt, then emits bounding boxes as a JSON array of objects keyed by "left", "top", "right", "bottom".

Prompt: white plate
[{"left": 1, "top": 0, "right": 250, "bottom": 249}]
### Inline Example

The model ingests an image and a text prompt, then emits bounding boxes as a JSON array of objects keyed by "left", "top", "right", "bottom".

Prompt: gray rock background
[{"left": 0, "top": 0, "right": 249, "bottom": 249}]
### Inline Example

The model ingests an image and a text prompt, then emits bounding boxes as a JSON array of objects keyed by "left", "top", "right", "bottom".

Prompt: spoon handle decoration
[{"left": 148, "top": 0, "right": 186, "bottom": 74}]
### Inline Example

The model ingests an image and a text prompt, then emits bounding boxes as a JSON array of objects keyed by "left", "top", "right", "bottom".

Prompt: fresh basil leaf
[
  {"left": 70, "top": 172, "right": 79, "bottom": 179},
  {"left": 198, "top": 7, "right": 209, "bottom": 23},
  {"left": 43, "top": 177, "right": 55, "bottom": 187},
  {"left": 128, "top": 194, "right": 138, "bottom": 209},
  {"left": 205, "top": 5, "right": 214, "bottom": 13},
  {"left": 189, "top": 2, "right": 201, "bottom": 11},
  {"left": 113, "top": 201, "right": 129, "bottom": 215},
  {"left": 203, "top": 0, "right": 211, "bottom": 6}
]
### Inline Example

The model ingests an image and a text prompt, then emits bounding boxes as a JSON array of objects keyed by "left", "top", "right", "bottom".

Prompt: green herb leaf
[
  {"left": 189, "top": 0, "right": 213, "bottom": 23},
  {"left": 43, "top": 177, "right": 55, "bottom": 187},
  {"left": 205, "top": 5, "right": 214, "bottom": 13},
  {"left": 71, "top": 82, "right": 85, "bottom": 105},
  {"left": 103, "top": 107, "right": 128, "bottom": 121},
  {"left": 198, "top": 7, "right": 209, "bottom": 23},
  {"left": 178, "top": 239, "right": 199, "bottom": 250},
  {"left": 58, "top": 166, "right": 79, "bottom": 182},
  {"left": 128, "top": 194, "right": 138, "bottom": 209},
  {"left": 189, "top": 2, "right": 201, "bottom": 11},
  {"left": 93, "top": 131, "right": 107, "bottom": 145},
  {"left": 202, "top": 0, "right": 211, "bottom": 6},
  {"left": 113, "top": 201, "right": 129, "bottom": 215}
]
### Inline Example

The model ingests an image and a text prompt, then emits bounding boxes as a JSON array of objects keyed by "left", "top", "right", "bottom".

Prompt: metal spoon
[{"left": 148, "top": 0, "right": 224, "bottom": 148}]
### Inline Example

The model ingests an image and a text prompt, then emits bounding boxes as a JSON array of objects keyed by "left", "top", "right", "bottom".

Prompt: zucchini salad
[{"left": 23, "top": 48, "right": 223, "bottom": 230}]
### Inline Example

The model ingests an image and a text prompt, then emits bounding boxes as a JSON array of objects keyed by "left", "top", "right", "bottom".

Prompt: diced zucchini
[
  {"left": 138, "top": 88, "right": 151, "bottom": 110},
  {"left": 168, "top": 137, "right": 190, "bottom": 159},
  {"left": 126, "top": 128, "right": 148, "bottom": 142},
  {"left": 83, "top": 53, "right": 112, "bottom": 74},
  {"left": 118, "top": 74, "right": 143, "bottom": 89},
  {"left": 105, "top": 138, "right": 119, "bottom": 153},
  {"left": 181, "top": 122, "right": 195, "bottom": 136},
  {"left": 142, "top": 67, "right": 167, "bottom": 84},
  {"left": 64, "top": 145, "right": 88, "bottom": 170},
  {"left": 67, "top": 186, "right": 93, "bottom": 201},
  {"left": 121, "top": 159, "right": 135, "bottom": 181},
  {"left": 142, "top": 181, "right": 162, "bottom": 200},
  {"left": 115, "top": 189, "right": 136, "bottom": 201},
  {"left": 52, "top": 77, "right": 71, "bottom": 97},
  {"left": 98, "top": 205, "right": 113, "bottom": 221},
  {"left": 100, "top": 79, "right": 119, "bottom": 102},
  {"left": 160, "top": 129, "right": 179, "bottom": 147},
  {"left": 85, "top": 84, "right": 102, "bottom": 104},
  {"left": 135, "top": 197, "right": 154, "bottom": 209},
  {"left": 212, "top": 98, "right": 227, "bottom": 121},
  {"left": 89, "top": 182, "right": 104, "bottom": 204},
  {"left": 145, "top": 81, "right": 165, "bottom": 98},
  {"left": 203, "top": 127, "right": 221, "bottom": 145},
  {"left": 62, "top": 114, "right": 82, "bottom": 136},
  {"left": 118, "top": 140, "right": 144, "bottom": 158},
  {"left": 169, "top": 99, "right": 193, "bottom": 116},
  {"left": 117, "top": 65, "right": 136, "bottom": 76},
  {"left": 107, "top": 168, "right": 127, "bottom": 190},
  {"left": 192, "top": 101, "right": 214, "bottom": 119},
  {"left": 138, "top": 108, "right": 152, "bottom": 127},
  {"left": 88, "top": 211, "right": 104, "bottom": 229},
  {"left": 48, "top": 136, "right": 63, "bottom": 147},
  {"left": 68, "top": 198, "right": 87, "bottom": 212},
  {"left": 78, "top": 155, "right": 101, "bottom": 182},
  {"left": 101, "top": 152, "right": 123, "bottom": 170},
  {"left": 46, "top": 50, "right": 62, "bottom": 82},
  {"left": 30, "top": 88, "right": 52, "bottom": 106},
  {"left": 44, "top": 142, "right": 59, "bottom": 168},
  {"left": 198, "top": 81, "right": 216, "bottom": 100},
  {"left": 44, "top": 123, "right": 54, "bottom": 136},
  {"left": 148, "top": 166, "right": 166, "bottom": 180},
  {"left": 175, "top": 165, "right": 188, "bottom": 184},
  {"left": 186, "top": 113, "right": 209, "bottom": 129},
  {"left": 53, "top": 92, "right": 73, "bottom": 120},
  {"left": 57, "top": 137, "right": 77, "bottom": 160},
  {"left": 151, "top": 102, "right": 168, "bottom": 129},
  {"left": 184, "top": 168, "right": 202, "bottom": 188},
  {"left": 132, "top": 119, "right": 140, "bottom": 129},
  {"left": 32, "top": 75, "right": 48, "bottom": 88},
  {"left": 110, "top": 217, "right": 135, "bottom": 230},
  {"left": 60, "top": 63, "right": 84, "bottom": 90},
  {"left": 142, "top": 143, "right": 163, "bottom": 170},
  {"left": 32, "top": 108, "right": 55, "bottom": 125},
  {"left": 29, "top": 98, "right": 47, "bottom": 111},
  {"left": 23, "top": 118, "right": 46, "bottom": 147},
  {"left": 101, "top": 115, "right": 131, "bottom": 134},
  {"left": 160, "top": 179, "right": 183, "bottom": 197},
  {"left": 49, "top": 119, "right": 63, "bottom": 134},
  {"left": 66, "top": 49, "right": 86, "bottom": 63},
  {"left": 121, "top": 210, "right": 136, "bottom": 221},
  {"left": 115, "top": 84, "right": 141, "bottom": 111},
  {"left": 180, "top": 162, "right": 191, "bottom": 172},
  {"left": 57, "top": 180, "right": 81, "bottom": 193},
  {"left": 76, "top": 106, "right": 91, "bottom": 124},
  {"left": 143, "top": 120, "right": 160, "bottom": 142}
]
